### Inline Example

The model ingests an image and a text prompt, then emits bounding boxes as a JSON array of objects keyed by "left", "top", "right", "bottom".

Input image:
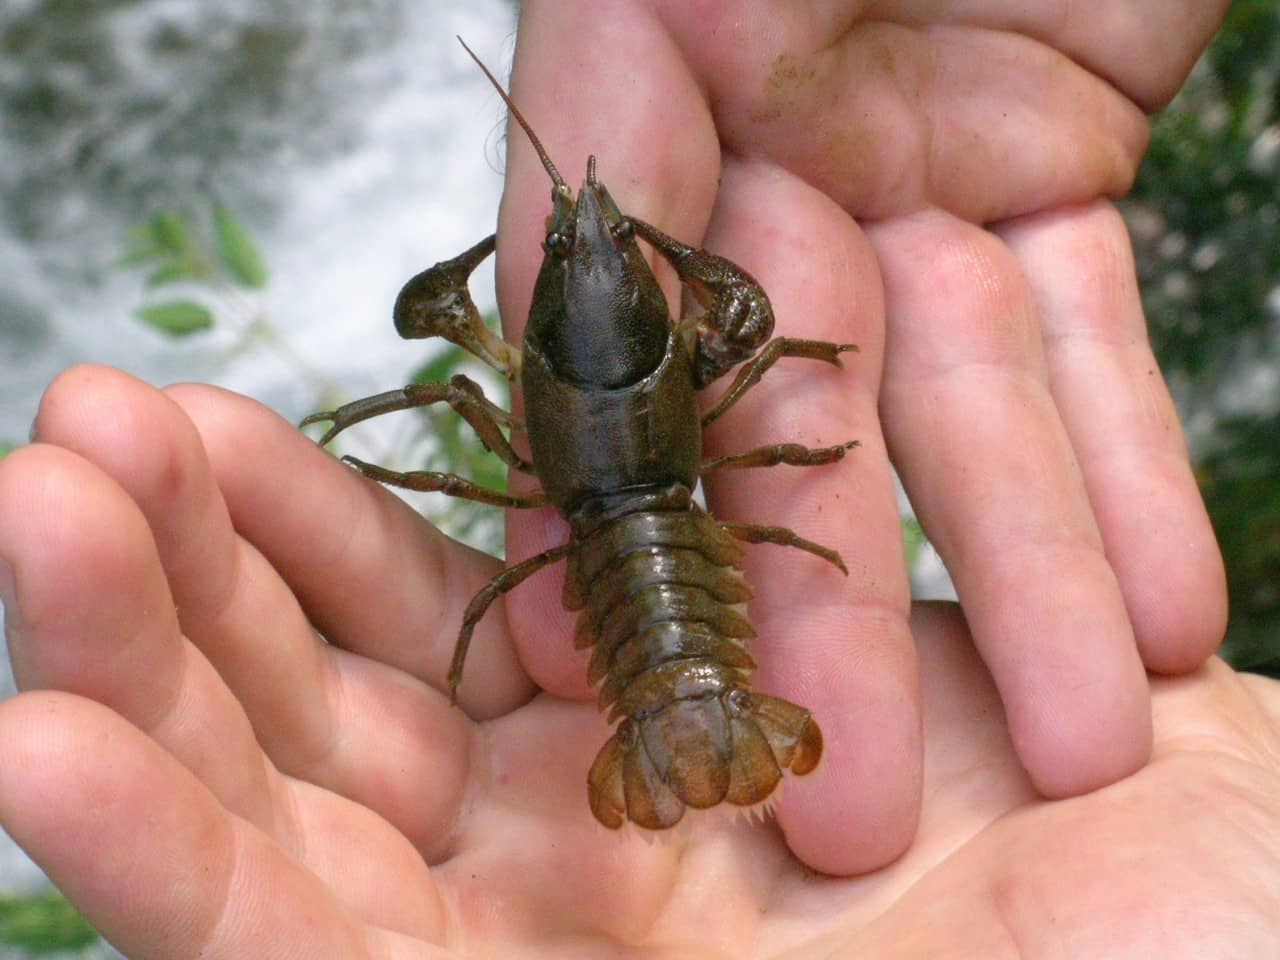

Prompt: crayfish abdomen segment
[{"left": 571, "top": 507, "right": 824, "bottom": 829}]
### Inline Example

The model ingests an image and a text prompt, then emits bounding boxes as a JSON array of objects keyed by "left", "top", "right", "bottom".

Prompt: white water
[{"left": 1, "top": 0, "right": 519, "bottom": 426}]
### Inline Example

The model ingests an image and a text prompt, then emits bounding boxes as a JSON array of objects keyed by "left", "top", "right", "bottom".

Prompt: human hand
[
  {"left": 495, "top": 1, "right": 1231, "bottom": 873},
  {"left": 0, "top": 370, "right": 1274, "bottom": 955}
]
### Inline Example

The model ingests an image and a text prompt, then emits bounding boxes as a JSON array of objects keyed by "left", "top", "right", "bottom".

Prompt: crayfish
[{"left": 303, "top": 39, "right": 857, "bottom": 829}]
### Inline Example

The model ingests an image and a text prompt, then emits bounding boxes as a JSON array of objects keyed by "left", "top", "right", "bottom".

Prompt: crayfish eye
[
  {"left": 544, "top": 230, "right": 572, "bottom": 257},
  {"left": 611, "top": 219, "right": 634, "bottom": 241}
]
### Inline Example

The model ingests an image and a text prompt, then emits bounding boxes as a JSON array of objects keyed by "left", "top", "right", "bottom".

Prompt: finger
[
  {"left": 870, "top": 211, "right": 1152, "bottom": 798},
  {"left": 0, "top": 440, "right": 277, "bottom": 832},
  {"left": 815, "top": 602, "right": 1041, "bottom": 952},
  {"left": 0, "top": 692, "right": 450, "bottom": 959},
  {"left": 994, "top": 202, "right": 1227, "bottom": 672},
  {"left": 0, "top": 440, "right": 448, "bottom": 934},
  {"left": 653, "top": 4, "right": 1148, "bottom": 222},
  {"left": 869, "top": 0, "right": 1230, "bottom": 109},
  {"left": 167, "top": 379, "right": 535, "bottom": 718},
  {"left": 498, "top": 0, "right": 721, "bottom": 696},
  {"left": 33, "top": 368, "right": 474, "bottom": 857},
  {"left": 857, "top": 607, "right": 1280, "bottom": 956},
  {"left": 32, "top": 367, "right": 338, "bottom": 769},
  {"left": 698, "top": 159, "right": 919, "bottom": 874}
]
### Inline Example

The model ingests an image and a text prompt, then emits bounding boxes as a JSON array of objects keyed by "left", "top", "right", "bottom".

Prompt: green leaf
[
  {"left": 118, "top": 209, "right": 214, "bottom": 282},
  {"left": 150, "top": 209, "right": 194, "bottom": 256},
  {"left": 0, "top": 890, "right": 100, "bottom": 953},
  {"left": 150, "top": 210, "right": 206, "bottom": 273},
  {"left": 214, "top": 203, "right": 268, "bottom": 288},
  {"left": 116, "top": 229, "right": 160, "bottom": 267},
  {"left": 146, "top": 262, "right": 202, "bottom": 287},
  {"left": 0, "top": 441, "right": 14, "bottom": 459},
  {"left": 135, "top": 300, "right": 215, "bottom": 336},
  {"left": 901, "top": 515, "right": 926, "bottom": 572}
]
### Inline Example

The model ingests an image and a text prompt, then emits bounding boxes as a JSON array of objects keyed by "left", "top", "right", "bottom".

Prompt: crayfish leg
[
  {"left": 300, "top": 375, "right": 529, "bottom": 471},
  {"left": 447, "top": 541, "right": 572, "bottom": 699},
  {"left": 700, "top": 337, "right": 858, "bottom": 428},
  {"left": 720, "top": 520, "right": 849, "bottom": 575},
  {"left": 701, "top": 440, "right": 859, "bottom": 474},
  {"left": 340, "top": 456, "right": 546, "bottom": 509},
  {"left": 627, "top": 217, "right": 774, "bottom": 387},
  {"left": 392, "top": 233, "right": 523, "bottom": 381}
]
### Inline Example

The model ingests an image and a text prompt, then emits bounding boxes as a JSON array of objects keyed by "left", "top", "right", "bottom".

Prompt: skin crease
[{"left": 0, "top": 1, "right": 1271, "bottom": 957}]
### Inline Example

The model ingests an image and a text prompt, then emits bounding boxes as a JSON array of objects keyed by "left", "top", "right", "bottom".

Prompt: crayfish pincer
[{"left": 301, "top": 38, "right": 858, "bottom": 829}]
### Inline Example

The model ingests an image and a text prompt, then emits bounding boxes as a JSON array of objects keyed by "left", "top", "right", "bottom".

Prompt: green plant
[
  {"left": 0, "top": 889, "right": 99, "bottom": 954},
  {"left": 119, "top": 204, "right": 267, "bottom": 336}
]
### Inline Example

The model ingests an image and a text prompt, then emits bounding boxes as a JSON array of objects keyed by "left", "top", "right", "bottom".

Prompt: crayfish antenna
[{"left": 456, "top": 35, "right": 569, "bottom": 195}]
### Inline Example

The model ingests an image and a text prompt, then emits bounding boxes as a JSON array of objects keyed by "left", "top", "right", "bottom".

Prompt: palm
[
  {"left": 379, "top": 643, "right": 1280, "bottom": 959},
  {"left": 458, "top": 622, "right": 1280, "bottom": 959}
]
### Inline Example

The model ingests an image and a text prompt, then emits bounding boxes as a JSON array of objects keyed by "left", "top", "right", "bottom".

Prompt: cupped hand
[
  {"left": 1, "top": 369, "right": 1275, "bottom": 959},
  {"left": 495, "top": 0, "right": 1231, "bottom": 872}
]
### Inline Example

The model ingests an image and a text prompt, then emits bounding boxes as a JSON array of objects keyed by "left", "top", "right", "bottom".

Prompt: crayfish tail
[
  {"left": 586, "top": 727, "right": 629, "bottom": 829},
  {"left": 573, "top": 507, "right": 823, "bottom": 830},
  {"left": 584, "top": 689, "right": 823, "bottom": 830},
  {"left": 742, "top": 691, "right": 824, "bottom": 776}
]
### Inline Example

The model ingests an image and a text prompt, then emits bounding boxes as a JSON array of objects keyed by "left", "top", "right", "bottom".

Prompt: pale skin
[{"left": 2, "top": 2, "right": 1275, "bottom": 957}]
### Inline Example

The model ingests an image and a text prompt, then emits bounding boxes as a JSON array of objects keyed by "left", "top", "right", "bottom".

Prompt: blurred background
[{"left": 0, "top": 1, "right": 1276, "bottom": 955}]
